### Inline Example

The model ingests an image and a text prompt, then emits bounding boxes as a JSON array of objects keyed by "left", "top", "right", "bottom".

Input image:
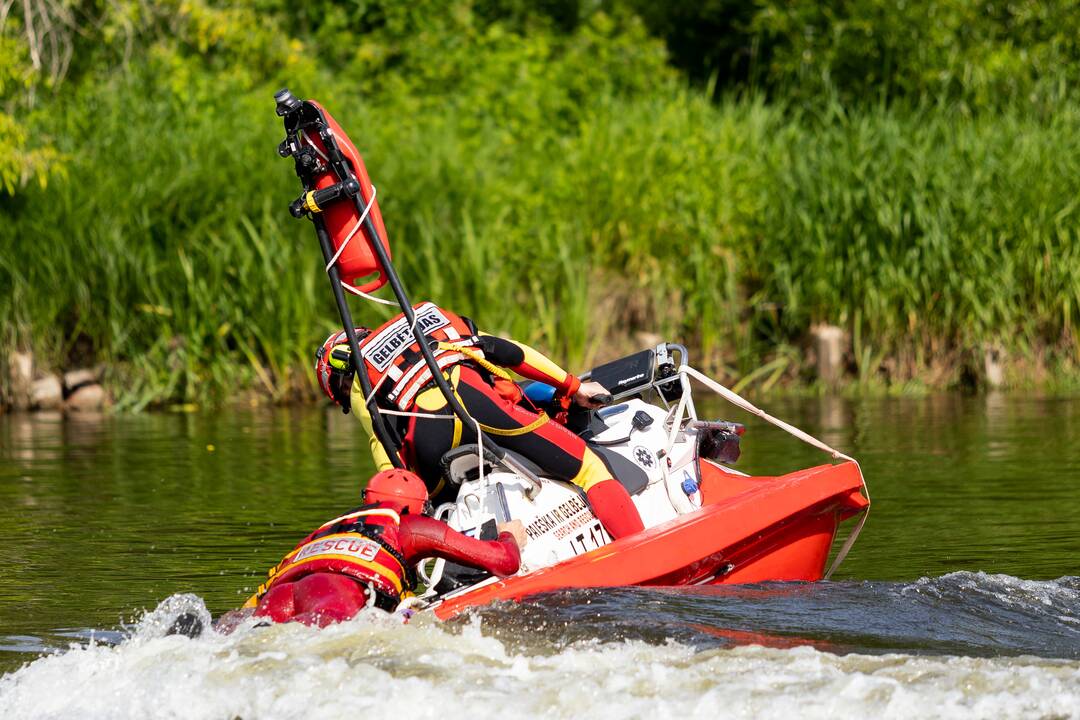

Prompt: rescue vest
[
  {"left": 258, "top": 505, "right": 416, "bottom": 611},
  {"left": 357, "top": 301, "right": 480, "bottom": 410}
]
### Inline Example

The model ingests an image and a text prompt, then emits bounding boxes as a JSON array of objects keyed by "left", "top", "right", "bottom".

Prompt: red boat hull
[{"left": 433, "top": 460, "right": 868, "bottom": 619}]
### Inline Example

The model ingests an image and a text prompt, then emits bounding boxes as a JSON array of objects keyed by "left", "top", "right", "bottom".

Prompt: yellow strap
[
  {"left": 478, "top": 332, "right": 575, "bottom": 391},
  {"left": 450, "top": 367, "right": 465, "bottom": 448},
  {"left": 434, "top": 347, "right": 548, "bottom": 438},
  {"left": 303, "top": 191, "right": 322, "bottom": 214},
  {"left": 477, "top": 412, "right": 549, "bottom": 436},
  {"left": 437, "top": 342, "right": 513, "bottom": 381},
  {"left": 430, "top": 476, "right": 446, "bottom": 499},
  {"left": 451, "top": 412, "right": 463, "bottom": 448},
  {"left": 249, "top": 563, "right": 277, "bottom": 601}
]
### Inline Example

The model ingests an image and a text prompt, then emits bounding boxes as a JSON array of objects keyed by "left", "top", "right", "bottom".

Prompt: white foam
[
  {"left": 1, "top": 609, "right": 1078, "bottom": 720},
  {"left": 905, "top": 572, "right": 1079, "bottom": 604}
]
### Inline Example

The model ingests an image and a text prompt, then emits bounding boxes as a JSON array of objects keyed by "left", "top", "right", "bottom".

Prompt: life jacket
[
  {"left": 257, "top": 504, "right": 417, "bottom": 612},
  {"left": 358, "top": 301, "right": 481, "bottom": 410}
]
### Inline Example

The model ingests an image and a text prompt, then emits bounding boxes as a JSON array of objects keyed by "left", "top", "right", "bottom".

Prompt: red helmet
[
  {"left": 314, "top": 328, "right": 368, "bottom": 410},
  {"left": 364, "top": 468, "right": 430, "bottom": 515}
]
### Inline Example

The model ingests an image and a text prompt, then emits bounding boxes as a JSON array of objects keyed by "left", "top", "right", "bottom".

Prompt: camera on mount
[
  {"left": 655, "top": 358, "right": 682, "bottom": 402},
  {"left": 274, "top": 88, "right": 302, "bottom": 117}
]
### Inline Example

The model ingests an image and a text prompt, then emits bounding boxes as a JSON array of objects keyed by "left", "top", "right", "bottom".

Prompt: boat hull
[{"left": 432, "top": 460, "right": 868, "bottom": 619}]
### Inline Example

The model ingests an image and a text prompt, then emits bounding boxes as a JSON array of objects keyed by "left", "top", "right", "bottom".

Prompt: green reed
[{"left": 2, "top": 72, "right": 1078, "bottom": 407}]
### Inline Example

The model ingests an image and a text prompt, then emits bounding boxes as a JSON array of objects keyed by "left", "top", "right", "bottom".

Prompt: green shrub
[{"left": 2, "top": 0, "right": 1078, "bottom": 407}]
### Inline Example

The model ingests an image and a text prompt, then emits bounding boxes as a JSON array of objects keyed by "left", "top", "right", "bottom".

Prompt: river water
[{"left": 1, "top": 394, "right": 1078, "bottom": 718}]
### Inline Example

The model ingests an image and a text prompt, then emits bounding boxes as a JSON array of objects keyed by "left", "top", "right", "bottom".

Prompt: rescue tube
[{"left": 305, "top": 101, "right": 391, "bottom": 293}]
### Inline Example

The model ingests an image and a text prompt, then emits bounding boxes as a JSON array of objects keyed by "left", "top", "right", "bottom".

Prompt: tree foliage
[
  {"left": 632, "top": 0, "right": 1080, "bottom": 112},
  {"left": 2, "top": 0, "right": 1078, "bottom": 402}
]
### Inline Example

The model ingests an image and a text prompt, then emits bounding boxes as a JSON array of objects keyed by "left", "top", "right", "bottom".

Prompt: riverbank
[
  {"left": 3, "top": 13, "right": 1078, "bottom": 410},
  {"left": 3, "top": 332, "right": 1079, "bottom": 416},
  {"left": 5, "top": 94, "right": 1079, "bottom": 412}
]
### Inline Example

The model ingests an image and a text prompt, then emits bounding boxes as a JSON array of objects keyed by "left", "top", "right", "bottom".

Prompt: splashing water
[
  {"left": 2, "top": 573, "right": 1079, "bottom": 720},
  {"left": 4, "top": 399, "right": 1080, "bottom": 718}
]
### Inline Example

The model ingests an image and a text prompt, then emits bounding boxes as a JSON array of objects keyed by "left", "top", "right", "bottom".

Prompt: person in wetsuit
[
  {"left": 315, "top": 301, "right": 645, "bottom": 540},
  {"left": 243, "top": 468, "right": 522, "bottom": 626}
]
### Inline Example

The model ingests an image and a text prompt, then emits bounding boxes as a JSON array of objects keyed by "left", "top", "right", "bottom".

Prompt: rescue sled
[
  {"left": 271, "top": 90, "right": 870, "bottom": 621},
  {"left": 413, "top": 344, "right": 870, "bottom": 619}
]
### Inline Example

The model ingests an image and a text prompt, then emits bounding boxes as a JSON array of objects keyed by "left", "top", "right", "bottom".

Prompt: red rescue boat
[
  {"left": 268, "top": 90, "right": 872, "bottom": 624},
  {"left": 431, "top": 459, "right": 868, "bottom": 619}
]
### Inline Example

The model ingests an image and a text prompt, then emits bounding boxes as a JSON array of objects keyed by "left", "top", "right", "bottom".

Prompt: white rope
[
  {"left": 362, "top": 368, "right": 393, "bottom": 411},
  {"left": 298, "top": 126, "right": 377, "bottom": 285},
  {"left": 299, "top": 129, "right": 329, "bottom": 161},
  {"left": 378, "top": 409, "right": 487, "bottom": 486},
  {"left": 378, "top": 409, "right": 454, "bottom": 420},
  {"left": 325, "top": 184, "right": 377, "bottom": 273},
  {"left": 298, "top": 128, "right": 394, "bottom": 307},
  {"left": 364, "top": 581, "right": 378, "bottom": 610},
  {"left": 324, "top": 185, "right": 395, "bottom": 306},
  {"left": 680, "top": 365, "right": 871, "bottom": 578},
  {"left": 682, "top": 366, "right": 856, "bottom": 464},
  {"left": 474, "top": 416, "right": 485, "bottom": 487},
  {"left": 317, "top": 507, "right": 400, "bottom": 530},
  {"left": 342, "top": 283, "right": 399, "bottom": 305},
  {"left": 298, "top": 131, "right": 326, "bottom": 162},
  {"left": 665, "top": 386, "right": 691, "bottom": 455},
  {"left": 824, "top": 509, "right": 868, "bottom": 580}
]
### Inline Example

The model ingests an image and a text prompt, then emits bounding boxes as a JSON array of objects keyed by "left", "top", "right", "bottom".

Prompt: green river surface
[{"left": 1, "top": 394, "right": 1078, "bottom": 719}]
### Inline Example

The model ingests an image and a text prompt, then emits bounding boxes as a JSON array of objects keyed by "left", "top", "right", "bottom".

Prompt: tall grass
[{"left": 2, "top": 70, "right": 1079, "bottom": 407}]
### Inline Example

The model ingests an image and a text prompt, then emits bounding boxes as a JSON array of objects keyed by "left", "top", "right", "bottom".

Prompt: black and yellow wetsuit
[{"left": 350, "top": 308, "right": 644, "bottom": 539}]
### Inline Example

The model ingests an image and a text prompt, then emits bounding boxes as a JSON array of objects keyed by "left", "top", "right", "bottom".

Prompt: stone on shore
[
  {"left": 63, "top": 367, "right": 102, "bottom": 391},
  {"left": 983, "top": 344, "right": 1006, "bottom": 388},
  {"left": 811, "top": 324, "right": 846, "bottom": 385},
  {"left": 66, "top": 384, "right": 107, "bottom": 412},
  {"left": 8, "top": 351, "right": 34, "bottom": 410},
  {"left": 31, "top": 375, "right": 64, "bottom": 410}
]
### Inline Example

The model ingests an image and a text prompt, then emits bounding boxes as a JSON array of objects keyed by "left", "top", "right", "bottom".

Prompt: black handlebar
[
  {"left": 289, "top": 178, "right": 361, "bottom": 217},
  {"left": 590, "top": 393, "right": 614, "bottom": 407}
]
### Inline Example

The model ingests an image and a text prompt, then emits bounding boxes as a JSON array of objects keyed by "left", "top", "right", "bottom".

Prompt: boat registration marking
[
  {"left": 525, "top": 495, "right": 590, "bottom": 540},
  {"left": 292, "top": 534, "right": 381, "bottom": 563},
  {"left": 568, "top": 521, "right": 609, "bottom": 556}
]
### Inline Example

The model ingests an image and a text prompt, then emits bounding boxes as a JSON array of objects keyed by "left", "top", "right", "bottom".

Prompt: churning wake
[{"left": 2, "top": 573, "right": 1079, "bottom": 720}]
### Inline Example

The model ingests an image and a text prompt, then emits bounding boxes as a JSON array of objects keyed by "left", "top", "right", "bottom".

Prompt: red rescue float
[{"left": 301, "top": 101, "right": 391, "bottom": 293}]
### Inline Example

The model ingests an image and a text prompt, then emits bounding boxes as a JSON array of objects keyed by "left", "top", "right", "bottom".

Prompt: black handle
[{"left": 289, "top": 178, "right": 361, "bottom": 217}]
